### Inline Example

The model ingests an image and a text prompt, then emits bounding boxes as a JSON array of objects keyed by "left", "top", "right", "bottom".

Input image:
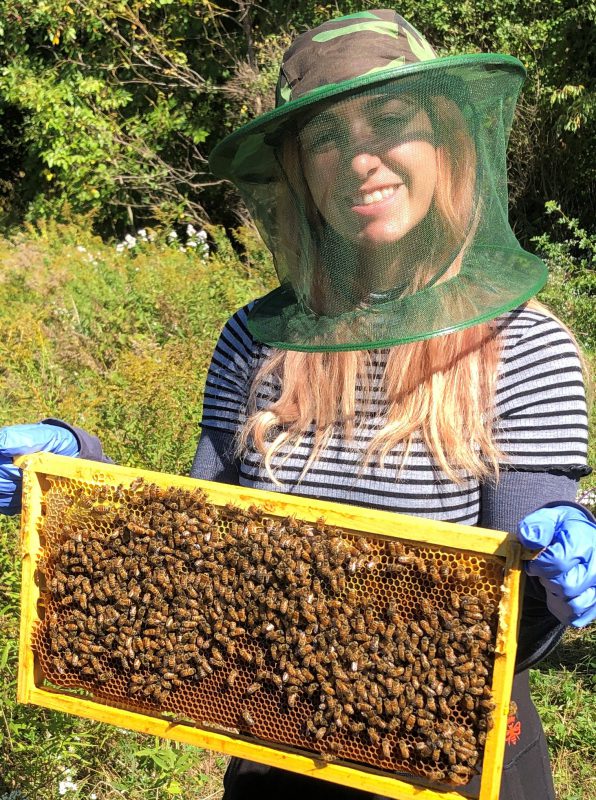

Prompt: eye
[
  {"left": 370, "top": 109, "right": 416, "bottom": 133},
  {"left": 301, "top": 127, "right": 343, "bottom": 153}
]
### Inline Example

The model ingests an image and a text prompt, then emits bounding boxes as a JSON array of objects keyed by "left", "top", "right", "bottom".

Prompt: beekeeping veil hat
[{"left": 209, "top": 9, "right": 547, "bottom": 351}]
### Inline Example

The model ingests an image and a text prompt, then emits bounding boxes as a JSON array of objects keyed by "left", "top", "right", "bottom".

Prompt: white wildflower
[
  {"left": 167, "top": 230, "right": 178, "bottom": 241},
  {"left": 58, "top": 769, "right": 77, "bottom": 795},
  {"left": 137, "top": 228, "right": 148, "bottom": 239},
  {"left": 76, "top": 245, "right": 87, "bottom": 253},
  {"left": 186, "top": 223, "right": 197, "bottom": 236},
  {"left": 124, "top": 234, "right": 137, "bottom": 248},
  {"left": 197, "top": 229, "right": 208, "bottom": 241},
  {"left": 116, "top": 243, "right": 125, "bottom": 253}
]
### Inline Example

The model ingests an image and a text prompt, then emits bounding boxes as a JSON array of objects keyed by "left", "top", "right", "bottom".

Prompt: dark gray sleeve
[
  {"left": 480, "top": 470, "right": 579, "bottom": 672},
  {"left": 42, "top": 418, "right": 112, "bottom": 463},
  {"left": 190, "top": 427, "right": 240, "bottom": 485}
]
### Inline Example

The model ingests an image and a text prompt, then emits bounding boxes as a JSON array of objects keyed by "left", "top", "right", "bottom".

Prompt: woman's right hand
[{"left": 0, "top": 423, "right": 80, "bottom": 515}]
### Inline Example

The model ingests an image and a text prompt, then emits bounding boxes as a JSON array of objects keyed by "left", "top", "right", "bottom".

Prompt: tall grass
[{"left": 0, "top": 220, "right": 593, "bottom": 799}]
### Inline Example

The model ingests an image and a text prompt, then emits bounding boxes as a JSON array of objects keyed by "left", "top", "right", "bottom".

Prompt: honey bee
[
  {"left": 226, "top": 669, "right": 239, "bottom": 688},
  {"left": 91, "top": 504, "right": 112, "bottom": 516},
  {"left": 447, "top": 770, "right": 470, "bottom": 786},
  {"left": 414, "top": 557, "right": 427, "bottom": 575},
  {"left": 404, "top": 713, "right": 416, "bottom": 732},
  {"left": 387, "top": 541, "right": 405, "bottom": 557},
  {"left": 398, "top": 740, "right": 410, "bottom": 760},
  {"left": 380, "top": 739, "right": 392, "bottom": 759},
  {"left": 462, "top": 694, "right": 475, "bottom": 711},
  {"left": 439, "top": 697, "right": 451, "bottom": 717}
]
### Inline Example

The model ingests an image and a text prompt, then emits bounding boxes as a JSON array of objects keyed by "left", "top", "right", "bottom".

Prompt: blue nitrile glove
[
  {"left": 0, "top": 423, "right": 79, "bottom": 515},
  {"left": 518, "top": 503, "right": 596, "bottom": 628}
]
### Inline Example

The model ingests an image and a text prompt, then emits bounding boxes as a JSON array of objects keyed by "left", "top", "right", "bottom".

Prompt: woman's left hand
[{"left": 517, "top": 503, "right": 596, "bottom": 628}]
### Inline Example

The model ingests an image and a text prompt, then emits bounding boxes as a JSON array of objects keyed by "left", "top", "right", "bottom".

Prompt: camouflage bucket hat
[
  {"left": 209, "top": 10, "right": 547, "bottom": 352},
  {"left": 210, "top": 10, "right": 524, "bottom": 183}
]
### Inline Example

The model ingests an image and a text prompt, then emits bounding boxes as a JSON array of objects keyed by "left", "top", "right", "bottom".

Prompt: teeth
[{"left": 358, "top": 186, "right": 397, "bottom": 205}]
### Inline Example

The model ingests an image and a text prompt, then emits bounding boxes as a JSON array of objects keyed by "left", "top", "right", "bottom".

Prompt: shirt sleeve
[
  {"left": 190, "top": 427, "right": 239, "bottom": 485},
  {"left": 200, "top": 303, "right": 259, "bottom": 434},
  {"left": 494, "top": 310, "right": 590, "bottom": 475},
  {"left": 480, "top": 469, "right": 579, "bottom": 671},
  {"left": 42, "top": 418, "right": 113, "bottom": 464}
]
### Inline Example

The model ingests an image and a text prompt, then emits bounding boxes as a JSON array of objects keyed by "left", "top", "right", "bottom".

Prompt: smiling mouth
[{"left": 354, "top": 185, "right": 401, "bottom": 206}]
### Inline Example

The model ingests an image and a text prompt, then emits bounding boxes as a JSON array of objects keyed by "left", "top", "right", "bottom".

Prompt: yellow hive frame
[{"left": 17, "top": 452, "right": 523, "bottom": 800}]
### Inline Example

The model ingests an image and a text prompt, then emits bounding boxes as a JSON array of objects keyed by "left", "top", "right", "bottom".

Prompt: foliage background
[
  {"left": 0, "top": 0, "right": 594, "bottom": 798},
  {"left": 0, "top": 0, "right": 593, "bottom": 242}
]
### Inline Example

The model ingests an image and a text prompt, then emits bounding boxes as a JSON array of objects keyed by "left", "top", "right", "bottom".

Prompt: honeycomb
[{"left": 31, "top": 475, "right": 504, "bottom": 788}]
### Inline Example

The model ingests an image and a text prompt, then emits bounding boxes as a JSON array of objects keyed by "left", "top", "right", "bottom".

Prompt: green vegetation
[
  {"left": 0, "top": 0, "right": 593, "bottom": 796},
  {"left": 0, "top": 220, "right": 274, "bottom": 472},
  {"left": 531, "top": 626, "right": 596, "bottom": 800},
  {"left": 0, "top": 0, "right": 593, "bottom": 240},
  {"left": 0, "top": 218, "right": 593, "bottom": 799}
]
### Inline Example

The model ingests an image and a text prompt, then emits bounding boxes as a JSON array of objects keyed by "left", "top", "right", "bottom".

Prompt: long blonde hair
[
  {"left": 237, "top": 97, "right": 564, "bottom": 484},
  {"left": 238, "top": 323, "right": 500, "bottom": 485}
]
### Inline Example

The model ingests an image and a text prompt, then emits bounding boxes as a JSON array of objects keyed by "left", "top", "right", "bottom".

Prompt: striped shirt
[{"left": 201, "top": 304, "right": 589, "bottom": 525}]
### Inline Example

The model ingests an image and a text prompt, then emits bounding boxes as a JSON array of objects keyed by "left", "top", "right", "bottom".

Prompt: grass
[
  {"left": 0, "top": 219, "right": 593, "bottom": 800},
  {"left": 531, "top": 626, "right": 596, "bottom": 800}
]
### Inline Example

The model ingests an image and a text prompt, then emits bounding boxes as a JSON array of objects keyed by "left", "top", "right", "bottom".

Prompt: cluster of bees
[{"left": 36, "top": 478, "right": 499, "bottom": 787}]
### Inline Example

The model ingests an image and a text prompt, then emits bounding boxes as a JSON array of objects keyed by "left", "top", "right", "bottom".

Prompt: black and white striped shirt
[{"left": 200, "top": 304, "right": 589, "bottom": 525}]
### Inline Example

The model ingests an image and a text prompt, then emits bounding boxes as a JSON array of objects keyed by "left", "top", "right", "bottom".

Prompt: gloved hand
[
  {"left": 0, "top": 423, "right": 79, "bottom": 515},
  {"left": 518, "top": 504, "right": 596, "bottom": 628}
]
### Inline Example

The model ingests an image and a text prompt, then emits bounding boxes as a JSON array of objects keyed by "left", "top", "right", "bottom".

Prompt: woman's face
[{"left": 299, "top": 94, "right": 438, "bottom": 248}]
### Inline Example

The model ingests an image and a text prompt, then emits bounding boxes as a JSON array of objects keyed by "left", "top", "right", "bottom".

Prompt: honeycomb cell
[{"left": 30, "top": 476, "right": 504, "bottom": 787}]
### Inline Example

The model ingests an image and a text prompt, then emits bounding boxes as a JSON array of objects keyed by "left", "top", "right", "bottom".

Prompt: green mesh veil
[{"left": 209, "top": 10, "right": 547, "bottom": 352}]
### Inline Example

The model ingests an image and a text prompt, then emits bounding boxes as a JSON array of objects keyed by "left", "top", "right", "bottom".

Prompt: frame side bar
[
  {"left": 478, "top": 542, "right": 523, "bottom": 800},
  {"left": 17, "top": 461, "right": 43, "bottom": 704}
]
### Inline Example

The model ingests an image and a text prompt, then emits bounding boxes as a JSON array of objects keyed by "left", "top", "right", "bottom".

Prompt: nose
[
  {"left": 351, "top": 151, "right": 382, "bottom": 178},
  {"left": 346, "top": 116, "right": 383, "bottom": 177}
]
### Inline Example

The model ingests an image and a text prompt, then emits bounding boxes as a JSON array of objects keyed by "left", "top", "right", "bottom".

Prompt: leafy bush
[
  {"left": 0, "top": 0, "right": 593, "bottom": 240},
  {"left": 535, "top": 202, "right": 596, "bottom": 353}
]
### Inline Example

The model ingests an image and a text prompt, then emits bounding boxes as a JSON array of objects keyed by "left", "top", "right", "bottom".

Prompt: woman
[
  {"left": 0, "top": 9, "right": 594, "bottom": 800},
  {"left": 199, "top": 10, "right": 595, "bottom": 799}
]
